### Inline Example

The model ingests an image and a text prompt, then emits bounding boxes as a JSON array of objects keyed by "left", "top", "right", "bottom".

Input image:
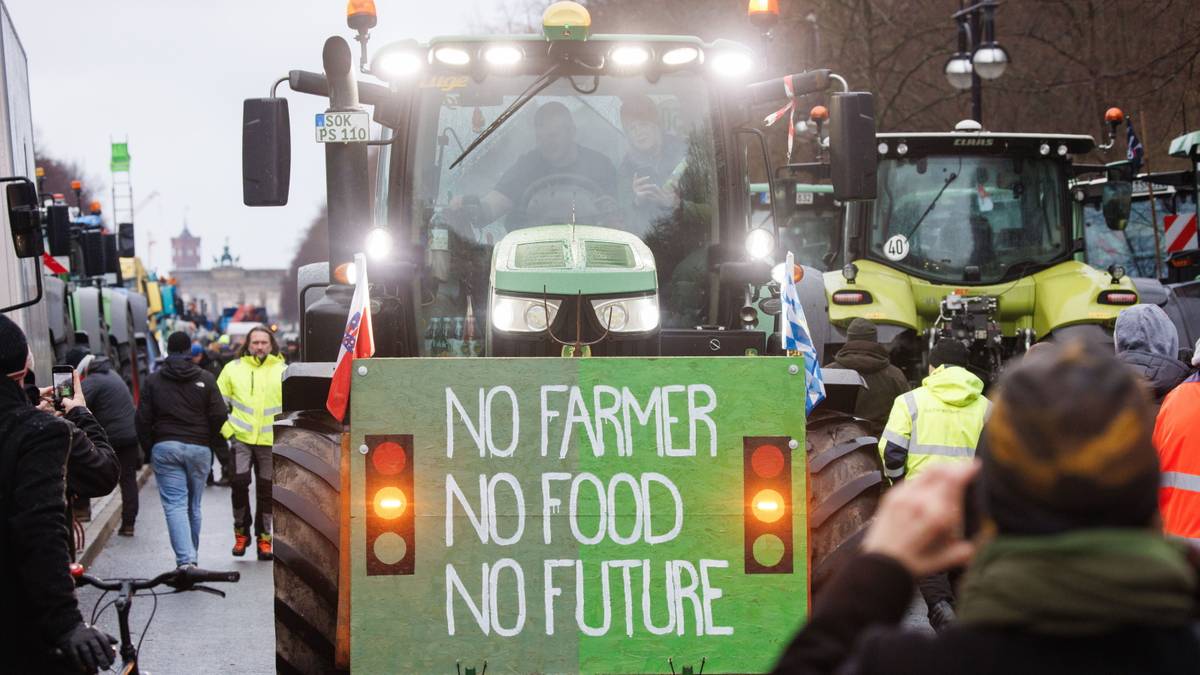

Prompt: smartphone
[{"left": 52, "top": 365, "right": 74, "bottom": 406}]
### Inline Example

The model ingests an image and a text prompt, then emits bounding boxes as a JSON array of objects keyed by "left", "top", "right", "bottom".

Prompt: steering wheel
[{"left": 519, "top": 173, "right": 618, "bottom": 226}]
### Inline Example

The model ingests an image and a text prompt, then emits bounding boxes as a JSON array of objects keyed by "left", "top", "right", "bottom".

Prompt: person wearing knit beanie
[
  {"left": 774, "top": 343, "right": 1200, "bottom": 674},
  {"left": 0, "top": 314, "right": 31, "bottom": 380},
  {"left": 826, "top": 317, "right": 909, "bottom": 430},
  {"left": 980, "top": 342, "right": 1160, "bottom": 535},
  {"left": 0, "top": 315, "right": 121, "bottom": 672},
  {"left": 845, "top": 317, "right": 878, "bottom": 343}
]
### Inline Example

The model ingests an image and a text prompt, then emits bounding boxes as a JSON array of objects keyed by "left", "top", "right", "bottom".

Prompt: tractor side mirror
[
  {"left": 102, "top": 234, "right": 121, "bottom": 276},
  {"left": 5, "top": 181, "right": 43, "bottom": 259},
  {"left": 117, "top": 222, "right": 136, "bottom": 257},
  {"left": 1101, "top": 181, "right": 1132, "bottom": 231},
  {"left": 827, "top": 92, "right": 877, "bottom": 202},
  {"left": 80, "top": 230, "right": 107, "bottom": 277},
  {"left": 46, "top": 205, "right": 72, "bottom": 256},
  {"left": 243, "top": 98, "right": 291, "bottom": 206}
]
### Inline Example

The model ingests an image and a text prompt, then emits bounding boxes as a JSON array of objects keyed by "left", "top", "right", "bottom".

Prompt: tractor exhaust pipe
[{"left": 322, "top": 36, "right": 371, "bottom": 274}]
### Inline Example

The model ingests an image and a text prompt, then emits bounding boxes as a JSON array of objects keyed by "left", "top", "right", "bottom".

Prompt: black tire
[
  {"left": 806, "top": 412, "right": 883, "bottom": 594},
  {"left": 273, "top": 410, "right": 346, "bottom": 675}
]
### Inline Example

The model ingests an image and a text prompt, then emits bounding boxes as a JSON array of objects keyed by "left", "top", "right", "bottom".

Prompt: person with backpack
[{"left": 66, "top": 347, "right": 142, "bottom": 536}]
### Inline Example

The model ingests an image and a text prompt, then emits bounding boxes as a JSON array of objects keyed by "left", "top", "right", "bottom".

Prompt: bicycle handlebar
[{"left": 74, "top": 567, "right": 241, "bottom": 592}]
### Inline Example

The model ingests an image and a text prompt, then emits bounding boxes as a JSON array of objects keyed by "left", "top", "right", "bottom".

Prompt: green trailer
[{"left": 243, "top": 2, "right": 882, "bottom": 672}]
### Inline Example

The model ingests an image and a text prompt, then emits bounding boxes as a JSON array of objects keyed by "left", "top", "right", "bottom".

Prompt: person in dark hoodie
[
  {"left": 0, "top": 315, "right": 117, "bottom": 674},
  {"left": 826, "top": 317, "right": 910, "bottom": 430},
  {"left": 135, "top": 331, "right": 228, "bottom": 567},
  {"left": 773, "top": 343, "right": 1200, "bottom": 675},
  {"left": 66, "top": 346, "right": 142, "bottom": 536},
  {"left": 1114, "top": 303, "right": 1190, "bottom": 406}
]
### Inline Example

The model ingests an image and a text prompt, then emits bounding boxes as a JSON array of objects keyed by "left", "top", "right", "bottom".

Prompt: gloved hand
[{"left": 56, "top": 623, "right": 117, "bottom": 673}]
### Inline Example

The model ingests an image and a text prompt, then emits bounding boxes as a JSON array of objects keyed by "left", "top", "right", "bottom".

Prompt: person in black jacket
[
  {"left": 136, "top": 332, "right": 228, "bottom": 567},
  {"left": 0, "top": 315, "right": 116, "bottom": 674},
  {"left": 66, "top": 347, "right": 142, "bottom": 536},
  {"left": 774, "top": 342, "right": 1200, "bottom": 675}
]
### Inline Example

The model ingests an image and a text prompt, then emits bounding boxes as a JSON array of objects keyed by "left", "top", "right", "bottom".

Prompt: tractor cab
[
  {"left": 821, "top": 121, "right": 1139, "bottom": 382},
  {"left": 402, "top": 35, "right": 730, "bottom": 356},
  {"left": 247, "top": 3, "right": 877, "bottom": 362},
  {"left": 864, "top": 123, "right": 1093, "bottom": 286}
]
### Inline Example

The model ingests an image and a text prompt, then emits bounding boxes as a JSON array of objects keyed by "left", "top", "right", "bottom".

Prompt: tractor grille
[
  {"left": 583, "top": 241, "right": 635, "bottom": 268},
  {"left": 514, "top": 241, "right": 569, "bottom": 269}
]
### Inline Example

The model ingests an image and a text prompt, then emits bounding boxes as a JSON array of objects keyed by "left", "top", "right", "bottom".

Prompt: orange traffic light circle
[
  {"left": 372, "top": 441, "right": 408, "bottom": 475},
  {"left": 751, "top": 488, "right": 785, "bottom": 523},
  {"left": 373, "top": 486, "right": 407, "bottom": 519},
  {"left": 751, "top": 444, "right": 785, "bottom": 478}
]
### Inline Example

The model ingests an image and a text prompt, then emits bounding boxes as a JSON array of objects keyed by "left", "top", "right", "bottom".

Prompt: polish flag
[{"left": 326, "top": 253, "right": 375, "bottom": 422}]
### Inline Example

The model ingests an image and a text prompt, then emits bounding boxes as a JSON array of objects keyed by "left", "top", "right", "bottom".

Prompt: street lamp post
[{"left": 944, "top": 0, "right": 1009, "bottom": 124}]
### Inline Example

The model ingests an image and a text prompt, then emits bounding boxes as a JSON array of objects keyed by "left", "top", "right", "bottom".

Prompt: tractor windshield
[
  {"left": 869, "top": 155, "right": 1069, "bottom": 283},
  {"left": 404, "top": 71, "right": 719, "bottom": 355}
]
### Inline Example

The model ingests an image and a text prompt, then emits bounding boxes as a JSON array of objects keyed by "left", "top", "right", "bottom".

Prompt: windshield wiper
[
  {"left": 904, "top": 169, "right": 959, "bottom": 240},
  {"left": 449, "top": 62, "right": 563, "bottom": 171}
]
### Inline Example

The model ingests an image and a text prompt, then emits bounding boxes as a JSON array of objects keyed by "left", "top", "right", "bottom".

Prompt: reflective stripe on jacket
[
  {"left": 878, "top": 365, "right": 990, "bottom": 481},
  {"left": 1153, "top": 375, "right": 1200, "bottom": 542},
  {"left": 216, "top": 353, "right": 285, "bottom": 445}
]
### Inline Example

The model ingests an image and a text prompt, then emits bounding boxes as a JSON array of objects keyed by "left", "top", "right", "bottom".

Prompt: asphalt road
[{"left": 77, "top": 474, "right": 274, "bottom": 674}]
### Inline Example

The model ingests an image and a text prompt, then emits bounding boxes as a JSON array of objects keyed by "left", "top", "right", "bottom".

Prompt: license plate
[
  {"left": 315, "top": 111, "right": 370, "bottom": 143},
  {"left": 795, "top": 191, "right": 814, "bottom": 205}
]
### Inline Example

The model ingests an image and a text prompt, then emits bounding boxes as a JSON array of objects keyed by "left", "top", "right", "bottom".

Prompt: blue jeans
[{"left": 151, "top": 441, "right": 210, "bottom": 566}]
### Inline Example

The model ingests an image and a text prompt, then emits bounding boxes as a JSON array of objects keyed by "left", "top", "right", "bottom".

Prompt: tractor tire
[
  {"left": 272, "top": 410, "right": 346, "bottom": 675},
  {"left": 806, "top": 412, "right": 883, "bottom": 595}
]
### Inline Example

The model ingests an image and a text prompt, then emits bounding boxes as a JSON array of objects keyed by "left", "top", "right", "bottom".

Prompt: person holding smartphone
[
  {"left": 773, "top": 344, "right": 1200, "bottom": 675},
  {"left": 0, "top": 315, "right": 118, "bottom": 674}
]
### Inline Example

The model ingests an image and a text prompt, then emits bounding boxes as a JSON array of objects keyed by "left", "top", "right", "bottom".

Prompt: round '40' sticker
[{"left": 883, "top": 234, "right": 910, "bottom": 261}]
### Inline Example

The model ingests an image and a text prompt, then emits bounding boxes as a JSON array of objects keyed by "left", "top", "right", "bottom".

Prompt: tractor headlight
[
  {"left": 592, "top": 296, "right": 659, "bottom": 333},
  {"left": 490, "top": 293, "right": 561, "bottom": 333},
  {"left": 745, "top": 227, "right": 775, "bottom": 260},
  {"left": 366, "top": 227, "right": 393, "bottom": 261}
]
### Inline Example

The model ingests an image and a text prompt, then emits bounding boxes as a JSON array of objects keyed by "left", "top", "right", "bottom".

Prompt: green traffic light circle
[
  {"left": 752, "top": 533, "right": 785, "bottom": 567},
  {"left": 373, "top": 531, "right": 408, "bottom": 565}
]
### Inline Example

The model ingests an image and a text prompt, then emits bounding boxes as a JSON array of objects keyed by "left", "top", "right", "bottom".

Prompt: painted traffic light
[
  {"left": 365, "top": 434, "right": 415, "bottom": 576},
  {"left": 743, "top": 436, "right": 793, "bottom": 574}
]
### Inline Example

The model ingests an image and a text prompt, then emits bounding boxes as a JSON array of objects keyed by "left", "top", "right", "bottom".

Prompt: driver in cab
[{"left": 449, "top": 101, "right": 617, "bottom": 240}]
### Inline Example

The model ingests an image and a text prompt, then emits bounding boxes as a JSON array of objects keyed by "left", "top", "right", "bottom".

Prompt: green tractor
[
  {"left": 789, "top": 120, "right": 1140, "bottom": 383},
  {"left": 243, "top": 2, "right": 884, "bottom": 672}
]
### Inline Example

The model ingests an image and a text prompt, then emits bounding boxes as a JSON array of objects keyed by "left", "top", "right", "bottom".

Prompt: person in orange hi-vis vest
[{"left": 1153, "top": 339, "right": 1200, "bottom": 543}]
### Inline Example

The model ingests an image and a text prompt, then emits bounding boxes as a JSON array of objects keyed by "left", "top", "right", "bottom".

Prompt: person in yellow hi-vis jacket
[
  {"left": 878, "top": 338, "right": 990, "bottom": 634},
  {"left": 217, "top": 326, "right": 285, "bottom": 560}
]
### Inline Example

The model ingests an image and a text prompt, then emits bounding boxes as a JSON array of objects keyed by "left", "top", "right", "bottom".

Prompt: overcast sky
[{"left": 7, "top": 0, "right": 509, "bottom": 272}]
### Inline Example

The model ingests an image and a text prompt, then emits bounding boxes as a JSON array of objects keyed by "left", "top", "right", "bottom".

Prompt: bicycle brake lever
[{"left": 191, "top": 584, "right": 226, "bottom": 598}]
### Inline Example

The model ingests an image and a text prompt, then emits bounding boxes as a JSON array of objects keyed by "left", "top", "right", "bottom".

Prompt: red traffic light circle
[
  {"left": 751, "top": 444, "right": 785, "bottom": 478},
  {"left": 372, "top": 441, "right": 408, "bottom": 475}
]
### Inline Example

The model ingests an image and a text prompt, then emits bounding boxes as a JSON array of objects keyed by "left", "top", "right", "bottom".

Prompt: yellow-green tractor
[
  {"left": 787, "top": 120, "right": 1140, "bottom": 383},
  {"left": 242, "top": 2, "right": 885, "bottom": 673}
]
